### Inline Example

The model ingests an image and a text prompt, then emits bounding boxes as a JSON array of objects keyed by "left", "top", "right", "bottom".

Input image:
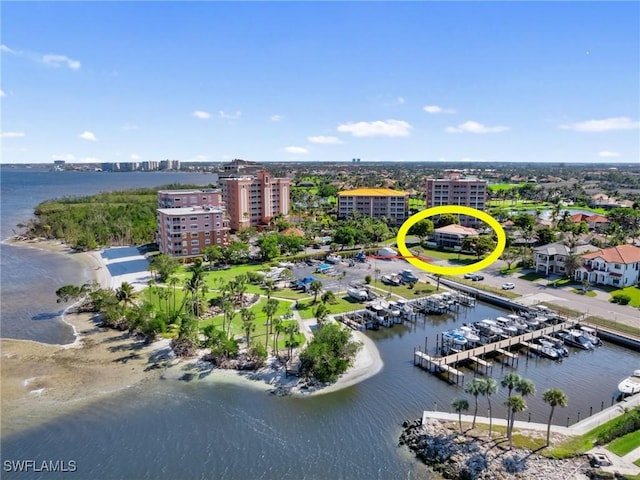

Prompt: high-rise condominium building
[
  {"left": 425, "top": 175, "right": 487, "bottom": 226},
  {"left": 337, "top": 188, "right": 409, "bottom": 225},
  {"left": 157, "top": 189, "right": 223, "bottom": 209},
  {"left": 156, "top": 206, "right": 230, "bottom": 258},
  {"left": 219, "top": 170, "right": 291, "bottom": 231}
]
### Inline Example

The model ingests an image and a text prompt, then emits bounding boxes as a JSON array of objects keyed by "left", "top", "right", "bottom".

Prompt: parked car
[
  {"left": 464, "top": 273, "right": 484, "bottom": 281},
  {"left": 502, "top": 282, "right": 515, "bottom": 290}
]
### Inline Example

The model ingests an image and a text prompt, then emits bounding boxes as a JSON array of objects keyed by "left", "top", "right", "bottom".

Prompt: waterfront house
[
  {"left": 570, "top": 213, "right": 610, "bottom": 232},
  {"left": 574, "top": 244, "right": 640, "bottom": 287},
  {"left": 533, "top": 242, "right": 597, "bottom": 276},
  {"left": 433, "top": 224, "right": 479, "bottom": 248}
]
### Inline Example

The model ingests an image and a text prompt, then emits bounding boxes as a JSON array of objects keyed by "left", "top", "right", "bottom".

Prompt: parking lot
[{"left": 289, "top": 255, "right": 426, "bottom": 294}]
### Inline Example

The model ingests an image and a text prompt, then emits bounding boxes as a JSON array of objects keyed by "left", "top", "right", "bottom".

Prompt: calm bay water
[{"left": 1, "top": 167, "right": 638, "bottom": 480}]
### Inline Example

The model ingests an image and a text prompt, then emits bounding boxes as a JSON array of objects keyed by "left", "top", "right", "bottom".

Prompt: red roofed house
[
  {"left": 571, "top": 213, "right": 610, "bottom": 231},
  {"left": 574, "top": 244, "right": 640, "bottom": 287}
]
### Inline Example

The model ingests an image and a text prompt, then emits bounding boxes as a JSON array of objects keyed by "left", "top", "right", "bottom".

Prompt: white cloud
[
  {"left": 0, "top": 44, "right": 18, "bottom": 55},
  {"left": 397, "top": 97, "right": 406, "bottom": 104},
  {"left": 219, "top": 110, "right": 241, "bottom": 120},
  {"left": 81, "top": 157, "right": 101, "bottom": 163},
  {"left": 42, "top": 54, "right": 81, "bottom": 70},
  {"left": 131, "top": 154, "right": 142, "bottom": 160},
  {"left": 270, "top": 114, "right": 283, "bottom": 122},
  {"left": 79, "top": 131, "right": 98, "bottom": 141},
  {"left": 423, "top": 105, "right": 456, "bottom": 114},
  {"left": 0, "top": 132, "right": 25, "bottom": 138},
  {"left": 51, "top": 154, "right": 76, "bottom": 161},
  {"left": 190, "top": 154, "right": 209, "bottom": 162},
  {"left": 560, "top": 117, "right": 640, "bottom": 132},
  {"left": 307, "top": 135, "right": 343, "bottom": 144},
  {"left": 337, "top": 119, "right": 412, "bottom": 137},
  {"left": 121, "top": 123, "right": 138, "bottom": 130},
  {"left": 598, "top": 151, "right": 620, "bottom": 158},
  {"left": 0, "top": 89, "right": 5, "bottom": 97},
  {"left": 283, "top": 146, "right": 309, "bottom": 154},
  {"left": 193, "top": 110, "right": 211, "bottom": 119},
  {"left": 445, "top": 121, "right": 509, "bottom": 134}
]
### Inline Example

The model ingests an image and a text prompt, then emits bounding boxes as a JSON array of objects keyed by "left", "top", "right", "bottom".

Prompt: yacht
[
  {"left": 537, "top": 340, "right": 562, "bottom": 360},
  {"left": 477, "top": 319, "right": 504, "bottom": 336},
  {"left": 347, "top": 288, "right": 368, "bottom": 302},
  {"left": 556, "top": 330, "right": 593, "bottom": 350},
  {"left": 618, "top": 370, "right": 640, "bottom": 395}
]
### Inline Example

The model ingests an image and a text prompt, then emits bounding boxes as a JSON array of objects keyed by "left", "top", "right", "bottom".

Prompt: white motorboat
[
  {"left": 477, "top": 319, "right": 504, "bottom": 336},
  {"left": 556, "top": 329, "right": 593, "bottom": 350},
  {"left": 495, "top": 317, "right": 518, "bottom": 336},
  {"left": 442, "top": 329, "right": 468, "bottom": 347},
  {"left": 347, "top": 288, "right": 368, "bottom": 302},
  {"left": 499, "top": 316, "right": 527, "bottom": 332},
  {"left": 459, "top": 325, "right": 481, "bottom": 343},
  {"left": 537, "top": 340, "right": 562, "bottom": 360},
  {"left": 618, "top": 370, "right": 640, "bottom": 395}
]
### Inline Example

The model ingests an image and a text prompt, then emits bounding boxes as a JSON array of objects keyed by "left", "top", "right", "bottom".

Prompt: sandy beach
[{"left": 1, "top": 238, "right": 385, "bottom": 435}]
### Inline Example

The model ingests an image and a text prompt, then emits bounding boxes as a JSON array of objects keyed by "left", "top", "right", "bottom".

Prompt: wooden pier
[{"left": 414, "top": 321, "right": 572, "bottom": 380}]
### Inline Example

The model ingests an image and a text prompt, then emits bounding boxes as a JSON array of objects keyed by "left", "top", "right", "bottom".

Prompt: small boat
[
  {"left": 442, "top": 329, "right": 468, "bottom": 347},
  {"left": 541, "top": 336, "right": 569, "bottom": 357},
  {"left": 347, "top": 288, "right": 368, "bottom": 302},
  {"left": 524, "top": 317, "right": 541, "bottom": 329},
  {"left": 618, "top": 370, "right": 640, "bottom": 395},
  {"left": 495, "top": 317, "right": 518, "bottom": 336},
  {"left": 459, "top": 325, "right": 480, "bottom": 343},
  {"left": 499, "top": 316, "right": 527, "bottom": 332},
  {"left": 556, "top": 330, "right": 593, "bottom": 350},
  {"left": 477, "top": 319, "right": 504, "bottom": 336},
  {"left": 578, "top": 325, "right": 602, "bottom": 346},
  {"left": 537, "top": 340, "right": 562, "bottom": 360}
]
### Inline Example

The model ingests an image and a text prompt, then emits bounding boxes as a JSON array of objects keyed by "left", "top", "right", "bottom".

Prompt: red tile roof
[{"left": 581, "top": 244, "right": 640, "bottom": 264}]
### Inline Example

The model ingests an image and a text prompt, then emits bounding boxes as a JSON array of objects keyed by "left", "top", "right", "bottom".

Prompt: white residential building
[
  {"left": 574, "top": 244, "right": 640, "bottom": 287},
  {"left": 533, "top": 243, "right": 597, "bottom": 276}
]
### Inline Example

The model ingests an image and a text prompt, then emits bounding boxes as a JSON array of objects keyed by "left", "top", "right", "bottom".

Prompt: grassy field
[
  {"left": 488, "top": 183, "right": 526, "bottom": 192},
  {"left": 607, "top": 430, "right": 640, "bottom": 457},
  {"left": 408, "top": 198, "right": 426, "bottom": 209},
  {"left": 585, "top": 316, "right": 640, "bottom": 337},
  {"left": 199, "top": 297, "right": 305, "bottom": 351},
  {"left": 571, "top": 288, "right": 597, "bottom": 297},
  {"left": 368, "top": 281, "right": 436, "bottom": 300},
  {"left": 444, "top": 276, "right": 520, "bottom": 299},
  {"left": 295, "top": 294, "right": 365, "bottom": 320},
  {"left": 609, "top": 286, "right": 640, "bottom": 308},
  {"left": 413, "top": 247, "right": 478, "bottom": 262},
  {"left": 519, "top": 271, "right": 546, "bottom": 281}
]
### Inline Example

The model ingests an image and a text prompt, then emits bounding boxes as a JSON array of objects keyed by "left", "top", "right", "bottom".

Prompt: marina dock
[{"left": 414, "top": 321, "right": 572, "bottom": 383}]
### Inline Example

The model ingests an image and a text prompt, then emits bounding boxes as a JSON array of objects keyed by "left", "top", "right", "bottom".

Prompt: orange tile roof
[
  {"left": 581, "top": 244, "right": 640, "bottom": 264},
  {"left": 338, "top": 188, "right": 408, "bottom": 197},
  {"left": 434, "top": 224, "right": 479, "bottom": 235},
  {"left": 586, "top": 214, "right": 609, "bottom": 223}
]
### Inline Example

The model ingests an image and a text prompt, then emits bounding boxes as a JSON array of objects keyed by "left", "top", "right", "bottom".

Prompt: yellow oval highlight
[{"left": 396, "top": 206, "right": 506, "bottom": 276}]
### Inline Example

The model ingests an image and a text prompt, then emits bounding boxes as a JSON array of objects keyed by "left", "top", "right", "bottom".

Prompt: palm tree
[
  {"left": 501, "top": 373, "right": 521, "bottom": 426},
  {"left": 542, "top": 389, "right": 568, "bottom": 446},
  {"left": 262, "top": 298, "right": 280, "bottom": 350},
  {"left": 482, "top": 378, "right": 498, "bottom": 437},
  {"left": 515, "top": 378, "right": 536, "bottom": 400},
  {"left": 504, "top": 395, "right": 527, "bottom": 449},
  {"left": 451, "top": 398, "right": 469, "bottom": 433},
  {"left": 116, "top": 281, "right": 137, "bottom": 307},
  {"left": 309, "top": 280, "right": 323, "bottom": 304},
  {"left": 320, "top": 291, "right": 336, "bottom": 305},
  {"left": 240, "top": 307, "right": 256, "bottom": 345},
  {"left": 284, "top": 323, "right": 301, "bottom": 360},
  {"left": 271, "top": 316, "right": 283, "bottom": 356},
  {"left": 221, "top": 299, "right": 236, "bottom": 337},
  {"left": 464, "top": 378, "right": 485, "bottom": 429},
  {"left": 313, "top": 301, "right": 330, "bottom": 326},
  {"left": 168, "top": 276, "right": 179, "bottom": 314},
  {"left": 262, "top": 278, "right": 276, "bottom": 301},
  {"left": 564, "top": 253, "right": 583, "bottom": 280}
]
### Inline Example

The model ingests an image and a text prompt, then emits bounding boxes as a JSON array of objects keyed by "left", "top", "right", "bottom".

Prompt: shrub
[
  {"left": 364, "top": 275, "right": 372, "bottom": 284},
  {"left": 611, "top": 294, "right": 631, "bottom": 305}
]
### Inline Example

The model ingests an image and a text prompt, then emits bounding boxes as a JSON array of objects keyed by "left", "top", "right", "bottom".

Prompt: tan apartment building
[
  {"left": 157, "top": 189, "right": 223, "bottom": 209},
  {"left": 337, "top": 188, "right": 408, "bottom": 225},
  {"left": 425, "top": 174, "right": 487, "bottom": 226},
  {"left": 157, "top": 206, "right": 230, "bottom": 258},
  {"left": 219, "top": 170, "right": 291, "bottom": 231}
]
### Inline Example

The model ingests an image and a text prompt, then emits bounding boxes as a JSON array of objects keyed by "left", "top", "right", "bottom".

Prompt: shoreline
[{"left": 1, "top": 236, "right": 385, "bottom": 434}]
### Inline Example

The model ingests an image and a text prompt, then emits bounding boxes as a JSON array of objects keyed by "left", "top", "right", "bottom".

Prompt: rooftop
[
  {"left": 534, "top": 242, "right": 597, "bottom": 256},
  {"left": 158, "top": 188, "right": 220, "bottom": 195},
  {"left": 434, "top": 224, "right": 479, "bottom": 236},
  {"left": 157, "top": 206, "right": 225, "bottom": 215},
  {"left": 338, "top": 188, "right": 408, "bottom": 197},
  {"left": 581, "top": 244, "right": 640, "bottom": 264}
]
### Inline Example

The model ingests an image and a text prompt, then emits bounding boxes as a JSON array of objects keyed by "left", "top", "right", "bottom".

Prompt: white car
[{"left": 502, "top": 282, "right": 515, "bottom": 290}]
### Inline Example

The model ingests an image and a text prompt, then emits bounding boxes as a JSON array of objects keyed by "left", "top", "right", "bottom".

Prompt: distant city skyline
[{"left": 1, "top": 2, "right": 638, "bottom": 164}]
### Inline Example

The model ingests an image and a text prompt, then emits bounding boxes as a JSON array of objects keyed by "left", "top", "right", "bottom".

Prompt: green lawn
[
  {"left": 609, "top": 286, "right": 640, "bottom": 308},
  {"left": 444, "top": 276, "right": 520, "bottom": 299},
  {"left": 199, "top": 297, "right": 304, "bottom": 350},
  {"left": 368, "top": 281, "right": 436, "bottom": 300},
  {"left": 408, "top": 198, "right": 426, "bottom": 209},
  {"left": 296, "top": 295, "right": 365, "bottom": 320},
  {"left": 519, "top": 271, "right": 546, "bottom": 281},
  {"left": 488, "top": 183, "right": 526, "bottom": 192},
  {"left": 571, "top": 288, "right": 597, "bottom": 297},
  {"left": 585, "top": 316, "right": 640, "bottom": 337},
  {"left": 412, "top": 247, "right": 478, "bottom": 262},
  {"left": 499, "top": 265, "right": 523, "bottom": 275},
  {"left": 607, "top": 430, "right": 640, "bottom": 457}
]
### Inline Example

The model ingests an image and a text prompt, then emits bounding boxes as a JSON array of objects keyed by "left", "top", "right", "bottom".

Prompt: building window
[
  {"left": 205, "top": 231, "right": 210, "bottom": 236},
  {"left": 190, "top": 216, "right": 198, "bottom": 221},
  {"left": 191, "top": 232, "right": 198, "bottom": 238},
  {"left": 191, "top": 240, "right": 199, "bottom": 246},
  {"left": 205, "top": 239, "right": 211, "bottom": 245},
  {"left": 191, "top": 225, "right": 198, "bottom": 229},
  {"left": 192, "top": 248, "right": 199, "bottom": 254}
]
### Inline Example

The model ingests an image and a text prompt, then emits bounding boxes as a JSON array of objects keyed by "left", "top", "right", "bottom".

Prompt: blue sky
[{"left": 1, "top": 1, "right": 639, "bottom": 164}]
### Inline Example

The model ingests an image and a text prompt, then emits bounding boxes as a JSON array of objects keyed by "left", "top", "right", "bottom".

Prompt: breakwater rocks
[{"left": 399, "top": 418, "right": 591, "bottom": 480}]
